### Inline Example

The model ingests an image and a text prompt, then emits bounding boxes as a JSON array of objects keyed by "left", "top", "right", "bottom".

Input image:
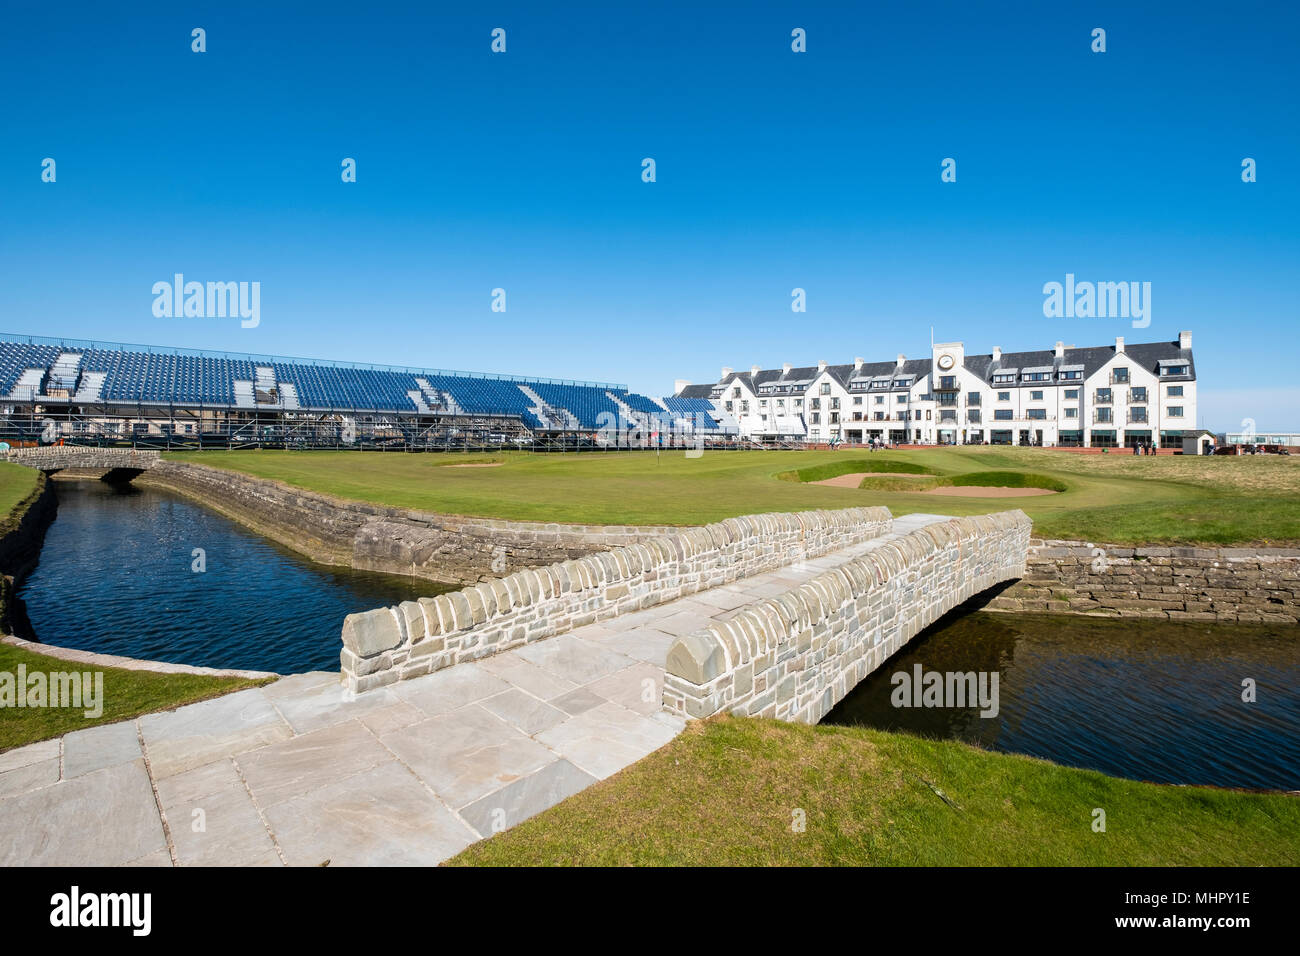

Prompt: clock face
[{"left": 938, "top": 354, "right": 955, "bottom": 370}]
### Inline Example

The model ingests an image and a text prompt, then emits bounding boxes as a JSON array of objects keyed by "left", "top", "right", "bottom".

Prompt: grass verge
[
  {"left": 447, "top": 716, "right": 1300, "bottom": 866},
  {"left": 0, "top": 641, "right": 271, "bottom": 751}
]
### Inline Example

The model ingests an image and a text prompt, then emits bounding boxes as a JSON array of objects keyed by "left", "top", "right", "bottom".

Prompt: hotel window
[
  {"left": 940, "top": 410, "right": 956, "bottom": 422},
  {"left": 1168, "top": 406, "right": 1184, "bottom": 417},
  {"left": 1030, "top": 390, "right": 1044, "bottom": 401},
  {"left": 1161, "top": 365, "right": 1189, "bottom": 376},
  {"left": 810, "top": 412, "right": 820, "bottom": 424},
  {"left": 1167, "top": 385, "right": 1183, "bottom": 397},
  {"left": 733, "top": 387, "right": 741, "bottom": 398},
  {"left": 893, "top": 379, "right": 909, "bottom": 389},
  {"left": 830, "top": 412, "right": 840, "bottom": 424},
  {"left": 853, "top": 412, "right": 862, "bottom": 421},
  {"left": 724, "top": 401, "right": 733, "bottom": 412},
  {"left": 1064, "top": 389, "right": 1079, "bottom": 399},
  {"left": 1061, "top": 370, "right": 1081, "bottom": 380},
  {"left": 1131, "top": 407, "right": 1148, "bottom": 423},
  {"left": 875, "top": 412, "right": 885, "bottom": 421},
  {"left": 759, "top": 400, "right": 767, "bottom": 409},
  {"left": 1065, "top": 407, "right": 1078, "bottom": 419},
  {"left": 830, "top": 398, "right": 840, "bottom": 409},
  {"left": 994, "top": 409, "right": 1013, "bottom": 421},
  {"left": 925, "top": 410, "right": 932, "bottom": 420},
  {"left": 993, "top": 374, "right": 1015, "bottom": 384},
  {"left": 997, "top": 391, "right": 1010, "bottom": 402},
  {"left": 967, "top": 392, "right": 981, "bottom": 406},
  {"left": 1113, "top": 367, "right": 1129, "bottom": 383},
  {"left": 939, "top": 376, "right": 956, "bottom": 389},
  {"left": 874, "top": 395, "right": 884, "bottom": 404},
  {"left": 810, "top": 429, "right": 820, "bottom": 441},
  {"left": 914, "top": 410, "right": 921, "bottom": 420},
  {"left": 794, "top": 398, "right": 803, "bottom": 407},
  {"left": 853, "top": 396, "right": 862, "bottom": 405},
  {"left": 1028, "top": 408, "right": 1047, "bottom": 420},
  {"left": 820, "top": 383, "right": 831, "bottom": 395},
  {"left": 1096, "top": 407, "right": 1113, "bottom": 423},
  {"left": 740, "top": 402, "right": 749, "bottom": 414},
  {"left": 1096, "top": 388, "right": 1112, "bottom": 403},
  {"left": 967, "top": 410, "right": 981, "bottom": 423},
  {"left": 1025, "top": 372, "right": 1050, "bottom": 382},
  {"left": 810, "top": 398, "right": 820, "bottom": 409},
  {"left": 1130, "top": 387, "right": 1147, "bottom": 403},
  {"left": 776, "top": 400, "right": 784, "bottom": 409}
]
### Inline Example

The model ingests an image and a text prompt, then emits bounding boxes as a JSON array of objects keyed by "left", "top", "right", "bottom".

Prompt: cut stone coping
[{"left": 1, "top": 635, "right": 276, "bottom": 681}]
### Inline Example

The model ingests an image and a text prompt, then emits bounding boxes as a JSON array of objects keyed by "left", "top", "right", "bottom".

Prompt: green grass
[
  {"left": 949, "top": 471, "right": 1069, "bottom": 492},
  {"left": 447, "top": 716, "right": 1300, "bottom": 866},
  {"left": 165, "top": 446, "right": 1300, "bottom": 545},
  {"left": 0, "top": 462, "right": 40, "bottom": 537},
  {"left": 0, "top": 641, "right": 269, "bottom": 751},
  {"left": 778, "top": 458, "right": 936, "bottom": 482}
]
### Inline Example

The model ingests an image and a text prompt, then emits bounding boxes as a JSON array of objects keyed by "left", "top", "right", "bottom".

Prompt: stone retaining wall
[
  {"left": 987, "top": 540, "right": 1300, "bottom": 623},
  {"left": 662, "top": 510, "right": 1033, "bottom": 723},
  {"left": 2, "top": 447, "right": 161, "bottom": 471},
  {"left": 138, "top": 459, "right": 678, "bottom": 585},
  {"left": 341, "top": 506, "right": 894, "bottom": 694}
]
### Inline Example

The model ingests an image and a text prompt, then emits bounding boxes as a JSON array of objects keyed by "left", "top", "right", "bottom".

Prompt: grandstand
[{"left": 0, "top": 333, "right": 731, "bottom": 449}]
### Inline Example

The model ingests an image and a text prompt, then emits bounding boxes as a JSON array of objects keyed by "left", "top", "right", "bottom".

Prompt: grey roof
[
  {"left": 706, "top": 337, "right": 1194, "bottom": 393},
  {"left": 676, "top": 383, "right": 714, "bottom": 399}
]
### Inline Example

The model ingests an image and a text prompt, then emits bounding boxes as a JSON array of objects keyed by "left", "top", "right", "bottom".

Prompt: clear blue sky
[{"left": 2, "top": 1, "right": 1296, "bottom": 430}]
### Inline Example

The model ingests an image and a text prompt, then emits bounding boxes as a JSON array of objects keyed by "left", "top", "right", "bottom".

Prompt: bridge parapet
[
  {"left": 2, "top": 446, "right": 162, "bottom": 473},
  {"left": 341, "top": 505, "right": 894, "bottom": 694},
  {"left": 663, "top": 510, "right": 1033, "bottom": 723}
]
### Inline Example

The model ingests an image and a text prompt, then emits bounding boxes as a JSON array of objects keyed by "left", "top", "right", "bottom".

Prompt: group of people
[{"left": 1131, "top": 440, "right": 1158, "bottom": 456}]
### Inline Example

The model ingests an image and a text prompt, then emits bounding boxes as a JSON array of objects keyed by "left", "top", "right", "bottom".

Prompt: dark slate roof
[
  {"left": 708, "top": 338, "right": 1194, "bottom": 392},
  {"left": 676, "top": 383, "right": 714, "bottom": 399}
]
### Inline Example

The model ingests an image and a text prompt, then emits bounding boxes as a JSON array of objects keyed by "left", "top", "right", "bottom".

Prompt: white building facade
[{"left": 676, "top": 332, "right": 1197, "bottom": 448}]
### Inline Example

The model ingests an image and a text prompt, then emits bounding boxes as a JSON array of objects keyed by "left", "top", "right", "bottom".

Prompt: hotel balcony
[{"left": 1094, "top": 390, "right": 1113, "bottom": 404}]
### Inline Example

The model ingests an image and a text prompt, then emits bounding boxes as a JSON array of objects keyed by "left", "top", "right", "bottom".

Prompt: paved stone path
[{"left": 0, "top": 514, "right": 948, "bottom": 866}]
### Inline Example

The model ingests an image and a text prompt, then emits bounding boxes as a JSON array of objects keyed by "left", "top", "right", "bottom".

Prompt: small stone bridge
[{"left": 2, "top": 445, "right": 161, "bottom": 482}]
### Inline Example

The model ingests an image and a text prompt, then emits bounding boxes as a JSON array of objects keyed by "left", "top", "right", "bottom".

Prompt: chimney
[
  {"left": 853, "top": 356, "right": 864, "bottom": 372},
  {"left": 817, "top": 360, "right": 827, "bottom": 372},
  {"left": 1178, "top": 330, "right": 1192, "bottom": 350},
  {"left": 896, "top": 353, "right": 905, "bottom": 368},
  {"left": 1055, "top": 341, "right": 1064, "bottom": 360},
  {"left": 720, "top": 366, "right": 733, "bottom": 379},
  {"left": 750, "top": 364, "right": 761, "bottom": 378},
  {"left": 992, "top": 346, "right": 1001, "bottom": 362},
  {"left": 673, "top": 379, "right": 690, "bottom": 395},
  {"left": 1115, "top": 336, "right": 1125, "bottom": 354},
  {"left": 782, "top": 363, "right": 792, "bottom": 375}
]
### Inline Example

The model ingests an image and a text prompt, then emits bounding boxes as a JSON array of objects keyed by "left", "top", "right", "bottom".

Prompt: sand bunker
[
  {"left": 922, "top": 485, "right": 1057, "bottom": 498},
  {"left": 444, "top": 462, "right": 504, "bottom": 468},
  {"left": 811, "top": 472, "right": 930, "bottom": 487}
]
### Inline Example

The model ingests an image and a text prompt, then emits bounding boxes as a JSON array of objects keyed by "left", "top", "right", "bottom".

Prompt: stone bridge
[
  {"left": 341, "top": 506, "right": 1033, "bottom": 723},
  {"left": 1, "top": 445, "right": 161, "bottom": 482}
]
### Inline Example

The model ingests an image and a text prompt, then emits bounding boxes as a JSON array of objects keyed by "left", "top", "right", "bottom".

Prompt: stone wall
[
  {"left": 138, "top": 459, "right": 678, "bottom": 585},
  {"left": 987, "top": 540, "right": 1300, "bottom": 624},
  {"left": 341, "top": 506, "right": 894, "bottom": 694},
  {"left": 2, "top": 447, "right": 161, "bottom": 472},
  {"left": 0, "top": 471, "right": 59, "bottom": 636},
  {"left": 662, "top": 510, "right": 1033, "bottom": 723}
]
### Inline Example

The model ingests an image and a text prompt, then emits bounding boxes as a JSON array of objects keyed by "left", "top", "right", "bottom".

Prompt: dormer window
[
  {"left": 1161, "top": 365, "right": 1189, "bottom": 376},
  {"left": 1113, "top": 367, "right": 1129, "bottom": 383}
]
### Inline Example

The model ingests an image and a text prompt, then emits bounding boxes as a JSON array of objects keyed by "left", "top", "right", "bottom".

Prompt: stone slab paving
[{"left": 0, "top": 514, "right": 949, "bottom": 867}]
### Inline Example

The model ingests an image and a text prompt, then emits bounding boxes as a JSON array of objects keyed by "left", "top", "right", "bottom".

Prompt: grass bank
[
  {"left": 447, "top": 716, "right": 1300, "bottom": 866},
  {"left": 165, "top": 447, "right": 1300, "bottom": 545}
]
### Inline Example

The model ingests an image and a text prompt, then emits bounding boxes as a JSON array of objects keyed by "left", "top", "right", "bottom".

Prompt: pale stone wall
[
  {"left": 988, "top": 540, "right": 1300, "bottom": 624},
  {"left": 662, "top": 510, "right": 1032, "bottom": 723},
  {"left": 341, "top": 506, "right": 894, "bottom": 694}
]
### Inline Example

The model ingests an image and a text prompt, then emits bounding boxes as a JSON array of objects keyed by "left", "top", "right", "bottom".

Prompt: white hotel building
[{"left": 676, "top": 332, "right": 1197, "bottom": 448}]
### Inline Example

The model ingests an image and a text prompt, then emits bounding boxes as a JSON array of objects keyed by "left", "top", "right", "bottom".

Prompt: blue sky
[{"left": 2, "top": 1, "right": 1297, "bottom": 429}]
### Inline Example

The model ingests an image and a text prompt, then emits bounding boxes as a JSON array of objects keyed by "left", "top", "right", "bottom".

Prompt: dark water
[
  {"left": 16, "top": 480, "right": 437, "bottom": 674},
  {"left": 823, "top": 609, "right": 1300, "bottom": 791}
]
